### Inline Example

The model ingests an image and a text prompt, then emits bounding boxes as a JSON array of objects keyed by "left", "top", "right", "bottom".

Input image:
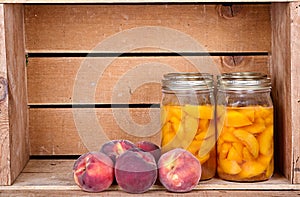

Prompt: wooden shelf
[
  {"left": 0, "top": 160, "right": 299, "bottom": 196},
  {"left": 0, "top": 0, "right": 294, "bottom": 3}
]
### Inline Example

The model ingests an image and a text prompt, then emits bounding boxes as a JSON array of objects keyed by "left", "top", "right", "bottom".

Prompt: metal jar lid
[
  {"left": 217, "top": 72, "right": 271, "bottom": 91},
  {"left": 162, "top": 72, "right": 214, "bottom": 92},
  {"left": 217, "top": 72, "right": 268, "bottom": 80}
]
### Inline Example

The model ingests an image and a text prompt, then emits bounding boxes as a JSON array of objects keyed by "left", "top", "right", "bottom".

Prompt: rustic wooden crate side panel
[
  {"left": 4, "top": 4, "right": 29, "bottom": 185},
  {"left": 290, "top": 1, "right": 300, "bottom": 184},
  {"left": 24, "top": 4, "right": 271, "bottom": 53},
  {"left": 0, "top": 4, "right": 29, "bottom": 186},
  {"left": 0, "top": 4, "right": 11, "bottom": 186},
  {"left": 271, "top": 3, "right": 293, "bottom": 183},
  {"left": 29, "top": 108, "right": 161, "bottom": 155},
  {"left": 27, "top": 56, "right": 270, "bottom": 105}
]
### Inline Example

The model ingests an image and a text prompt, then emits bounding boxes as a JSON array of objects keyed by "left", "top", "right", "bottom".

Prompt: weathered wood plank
[
  {"left": 271, "top": 2, "right": 292, "bottom": 184},
  {"left": 5, "top": 4, "right": 29, "bottom": 186},
  {"left": 0, "top": 4, "right": 10, "bottom": 186},
  {"left": 290, "top": 1, "right": 300, "bottom": 184},
  {"left": 0, "top": 4, "right": 29, "bottom": 186},
  {"left": 271, "top": 2, "right": 300, "bottom": 184},
  {"left": 27, "top": 56, "right": 270, "bottom": 104},
  {"left": 29, "top": 108, "right": 161, "bottom": 155},
  {"left": 0, "top": 160, "right": 298, "bottom": 196},
  {"left": 24, "top": 4, "right": 271, "bottom": 53},
  {"left": 0, "top": 0, "right": 295, "bottom": 3},
  {"left": 1, "top": 189, "right": 299, "bottom": 197}
]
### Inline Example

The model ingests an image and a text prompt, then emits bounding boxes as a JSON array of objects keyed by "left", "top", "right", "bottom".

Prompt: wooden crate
[{"left": 0, "top": 1, "right": 300, "bottom": 196}]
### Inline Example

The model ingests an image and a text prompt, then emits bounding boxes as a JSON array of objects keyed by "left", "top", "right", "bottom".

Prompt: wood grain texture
[
  {"left": 0, "top": 4, "right": 11, "bottom": 186},
  {"left": 4, "top": 4, "right": 30, "bottom": 185},
  {"left": 290, "top": 1, "right": 300, "bottom": 184},
  {"left": 24, "top": 4, "right": 271, "bottom": 53},
  {"left": 0, "top": 0, "right": 295, "bottom": 3},
  {"left": 27, "top": 56, "right": 270, "bottom": 104},
  {"left": 271, "top": 2, "right": 291, "bottom": 183},
  {"left": 0, "top": 4, "right": 29, "bottom": 186},
  {"left": 0, "top": 160, "right": 299, "bottom": 196},
  {"left": 0, "top": 4, "right": 29, "bottom": 185},
  {"left": 29, "top": 108, "right": 161, "bottom": 155}
]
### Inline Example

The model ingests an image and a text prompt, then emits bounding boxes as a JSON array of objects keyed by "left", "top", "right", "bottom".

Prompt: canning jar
[
  {"left": 216, "top": 72, "right": 274, "bottom": 182},
  {"left": 160, "top": 72, "right": 216, "bottom": 180}
]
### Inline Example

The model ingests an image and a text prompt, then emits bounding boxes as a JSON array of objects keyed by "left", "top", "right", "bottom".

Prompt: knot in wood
[
  {"left": 0, "top": 77, "right": 8, "bottom": 103},
  {"left": 222, "top": 56, "right": 244, "bottom": 68},
  {"left": 218, "top": 4, "right": 242, "bottom": 19}
]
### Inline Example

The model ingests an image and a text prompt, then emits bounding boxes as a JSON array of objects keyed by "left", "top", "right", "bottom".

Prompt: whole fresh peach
[
  {"left": 73, "top": 152, "right": 114, "bottom": 192},
  {"left": 158, "top": 148, "right": 201, "bottom": 192},
  {"left": 100, "top": 139, "right": 136, "bottom": 163},
  {"left": 115, "top": 148, "right": 157, "bottom": 193},
  {"left": 136, "top": 141, "right": 161, "bottom": 163}
]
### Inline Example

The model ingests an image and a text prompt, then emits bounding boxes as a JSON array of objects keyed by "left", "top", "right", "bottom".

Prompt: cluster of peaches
[
  {"left": 217, "top": 106, "right": 274, "bottom": 181},
  {"left": 161, "top": 104, "right": 216, "bottom": 180},
  {"left": 73, "top": 140, "right": 202, "bottom": 193}
]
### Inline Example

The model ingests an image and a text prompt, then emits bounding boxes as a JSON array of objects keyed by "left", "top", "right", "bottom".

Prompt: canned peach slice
[
  {"left": 180, "top": 117, "right": 198, "bottom": 141},
  {"left": 161, "top": 132, "right": 175, "bottom": 147},
  {"left": 168, "top": 105, "right": 183, "bottom": 120},
  {"left": 242, "top": 147, "right": 255, "bottom": 162},
  {"left": 227, "top": 146, "right": 243, "bottom": 164},
  {"left": 197, "top": 119, "right": 209, "bottom": 133},
  {"left": 221, "top": 132, "right": 239, "bottom": 143},
  {"left": 257, "top": 125, "right": 273, "bottom": 156},
  {"left": 238, "top": 161, "right": 266, "bottom": 179},
  {"left": 195, "top": 131, "right": 207, "bottom": 141},
  {"left": 169, "top": 116, "right": 181, "bottom": 133},
  {"left": 233, "top": 129, "right": 259, "bottom": 158},
  {"left": 236, "top": 107, "right": 255, "bottom": 122},
  {"left": 254, "top": 106, "right": 273, "bottom": 119},
  {"left": 196, "top": 152, "right": 210, "bottom": 164},
  {"left": 187, "top": 139, "right": 203, "bottom": 155},
  {"left": 219, "top": 142, "right": 232, "bottom": 160},
  {"left": 265, "top": 159, "right": 274, "bottom": 178},
  {"left": 232, "top": 142, "right": 244, "bottom": 157},
  {"left": 242, "top": 117, "right": 266, "bottom": 134},
  {"left": 225, "top": 110, "right": 253, "bottom": 127},
  {"left": 183, "top": 104, "right": 213, "bottom": 119},
  {"left": 219, "top": 159, "right": 242, "bottom": 175},
  {"left": 198, "top": 132, "right": 216, "bottom": 158},
  {"left": 265, "top": 113, "right": 273, "bottom": 126},
  {"left": 257, "top": 154, "right": 273, "bottom": 167}
]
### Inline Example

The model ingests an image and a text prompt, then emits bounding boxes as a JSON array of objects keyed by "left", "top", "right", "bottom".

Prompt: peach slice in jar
[
  {"left": 219, "top": 159, "right": 242, "bottom": 175},
  {"left": 227, "top": 146, "right": 243, "bottom": 164},
  {"left": 238, "top": 160, "right": 266, "bottom": 179},
  {"left": 233, "top": 129, "right": 259, "bottom": 159},
  {"left": 236, "top": 107, "right": 255, "bottom": 122},
  {"left": 225, "top": 110, "right": 253, "bottom": 127},
  {"left": 257, "top": 125, "right": 273, "bottom": 156},
  {"left": 183, "top": 104, "right": 214, "bottom": 119},
  {"left": 242, "top": 117, "right": 266, "bottom": 134}
]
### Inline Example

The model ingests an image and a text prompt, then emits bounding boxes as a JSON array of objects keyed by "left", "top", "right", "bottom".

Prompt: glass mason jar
[
  {"left": 160, "top": 72, "right": 216, "bottom": 180},
  {"left": 216, "top": 72, "right": 274, "bottom": 182}
]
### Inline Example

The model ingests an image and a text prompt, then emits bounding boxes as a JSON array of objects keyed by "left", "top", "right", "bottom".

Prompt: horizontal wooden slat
[
  {"left": 0, "top": 0, "right": 295, "bottom": 3},
  {"left": 29, "top": 108, "right": 161, "bottom": 155},
  {"left": 27, "top": 56, "right": 270, "bottom": 104},
  {"left": 25, "top": 4, "right": 271, "bottom": 53},
  {"left": 0, "top": 160, "right": 298, "bottom": 196}
]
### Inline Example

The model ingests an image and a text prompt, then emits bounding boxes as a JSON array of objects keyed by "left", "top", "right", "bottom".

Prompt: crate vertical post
[
  {"left": 0, "top": 4, "right": 29, "bottom": 185},
  {"left": 271, "top": 2, "right": 300, "bottom": 184}
]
